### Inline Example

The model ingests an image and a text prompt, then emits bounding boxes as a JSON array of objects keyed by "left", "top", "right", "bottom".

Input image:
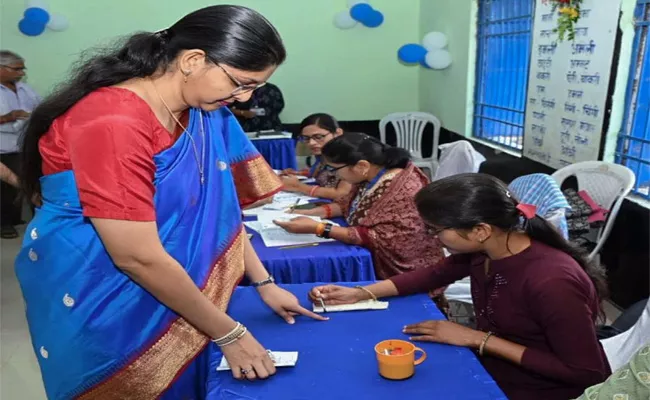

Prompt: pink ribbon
[{"left": 516, "top": 203, "right": 538, "bottom": 220}]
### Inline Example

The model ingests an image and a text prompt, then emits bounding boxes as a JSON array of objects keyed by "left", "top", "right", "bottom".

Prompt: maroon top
[{"left": 390, "top": 241, "right": 610, "bottom": 400}]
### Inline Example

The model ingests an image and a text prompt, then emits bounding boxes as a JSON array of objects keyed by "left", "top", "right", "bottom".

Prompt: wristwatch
[
  {"left": 252, "top": 275, "right": 275, "bottom": 288},
  {"left": 318, "top": 223, "right": 333, "bottom": 239}
]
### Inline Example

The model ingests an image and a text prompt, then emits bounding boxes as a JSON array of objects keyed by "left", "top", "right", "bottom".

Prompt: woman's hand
[
  {"left": 220, "top": 332, "right": 276, "bottom": 380},
  {"left": 281, "top": 176, "right": 302, "bottom": 192},
  {"left": 291, "top": 209, "right": 318, "bottom": 216},
  {"left": 280, "top": 168, "right": 298, "bottom": 176},
  {"left": 403, "top": 320, "right": 484, "bottom": 348},
  {"left": 273, "top": 217, "right": 319, "bottom": 234},
  {"left": 309, "top": 284, "right": 369, "bottom": 306},
  {"left": 258, "top": 284, "right": 328, "bottom": 324}
]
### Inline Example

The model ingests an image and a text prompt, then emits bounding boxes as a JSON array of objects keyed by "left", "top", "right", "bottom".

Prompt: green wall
[
  {"left": 419, "top": 0, "right": 475, "bottom": 136},
  {"left": 0, "top": 0, "right": 421, "bottom": 123}
]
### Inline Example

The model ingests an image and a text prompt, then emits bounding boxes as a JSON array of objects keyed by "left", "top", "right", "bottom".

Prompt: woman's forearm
[
  {"left": 0, "top": 162, "right": 19, "bottom": 187},
  {"left": 120, "top": 255, "right": 238, "bottom": 339},
  {"left": 358, "top": 280, "right": 400, "bottom": 300},
  {"left": 481, "top": 335, "right": 526, "bottom": 365},
  {"left": 329, "top": 226, "right": 363, "bottom": 245},
  {"left": 92, "top": 219, "right": 238, "bottom": 340},
  {"left": 243, "top": 231, "right": 272, "bottom": 283}
]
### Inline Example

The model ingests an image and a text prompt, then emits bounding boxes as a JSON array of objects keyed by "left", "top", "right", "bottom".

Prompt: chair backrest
[
  {"left": 552, "top": 161, "right": 635, "bottom": 258},
  {"left": 508, "top": 173, "right": 571, "bottom": 239},
  {"left": 379, "top": 112, "right": 441, "bottom": 160},
  {"left": 433, "top": 140, "right": 486, "bottom": 181}
]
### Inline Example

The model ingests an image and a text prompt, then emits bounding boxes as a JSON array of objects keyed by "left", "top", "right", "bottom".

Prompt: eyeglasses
[
  {"left": 426, "top": 225, "right": 448, "bottom": 236},
  {"left": 1, "top": 65, "right": 26, "bottom": 72},
  {"left": 323, "top": 164, "right": 347, "bottom": 172},
  {"left": 216, "top": 63, "right": 266, "bottom": 96},
  {"left": 298, "top": 133, "right": 333, "bottom": 143}
]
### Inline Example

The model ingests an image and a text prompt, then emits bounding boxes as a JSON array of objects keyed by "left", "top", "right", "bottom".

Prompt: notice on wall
[{"left": 523, "top": 0, "right": 621, "bottom": 169}]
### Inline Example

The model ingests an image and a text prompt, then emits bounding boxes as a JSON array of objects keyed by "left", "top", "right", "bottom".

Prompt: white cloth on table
[{"left": 0, "top": 82, "right": 41, "bottom": 153}]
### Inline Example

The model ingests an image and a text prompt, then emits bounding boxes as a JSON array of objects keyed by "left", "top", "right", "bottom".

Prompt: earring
[{"left": 182, "top": 70, "right": 191, "bottom": 83}]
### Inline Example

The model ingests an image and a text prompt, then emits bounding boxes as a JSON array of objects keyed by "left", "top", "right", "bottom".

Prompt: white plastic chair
[
  {"left": 601, "top": 299, "right": 650, "bottom": 372},
  {"left": 379, "top": 112, "right": 441, "bottom": 177},
  {"left": 552, "top": 161, "right": 635, "bottom": 260}
]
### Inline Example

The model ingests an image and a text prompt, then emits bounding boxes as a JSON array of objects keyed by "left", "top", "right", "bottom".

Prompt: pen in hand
[{"left": 288, "top": 198, "right": 301, "bottom": 213}]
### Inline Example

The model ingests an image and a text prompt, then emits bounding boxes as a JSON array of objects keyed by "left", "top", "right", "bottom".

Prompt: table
[
  {"left": 250, "top": 136, "right": 297, "bottom": 170},
  {"left": 246, "top": 217, "right": 376, "bottom": 284},
  {"left": 206, "top": 283, "right": 507, "bottom": 400}
]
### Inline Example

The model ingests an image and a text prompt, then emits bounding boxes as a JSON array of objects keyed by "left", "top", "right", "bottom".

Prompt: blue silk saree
[{"left": 15, "top": 108, "right": 281, "bottom": 399}]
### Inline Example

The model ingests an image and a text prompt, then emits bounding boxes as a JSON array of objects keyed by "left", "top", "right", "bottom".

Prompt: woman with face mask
[
  {"left": 280, "top": 113, "right": 352, "bottom": 200},
  {"left": 275, "top": 132, "right": 444, "bottom": 280},
  {"left": 308, "top": 173, "right": 611, "bottom": 400},
  {"left": 16, "top": 6, "right": 326, "bottom": 399}
]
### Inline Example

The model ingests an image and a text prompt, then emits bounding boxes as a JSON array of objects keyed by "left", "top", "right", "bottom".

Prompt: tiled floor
[{"left": 1, "top": 225, "right": 47, "bottom": 399}]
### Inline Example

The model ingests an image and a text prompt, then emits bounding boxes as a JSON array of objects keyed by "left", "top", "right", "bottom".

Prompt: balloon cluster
[
  {"left": 18, "top": 0, "right": 69, "bottom": 37},
  {"left": 397, "top": 32, "right": 452, "bottom": 70},
  {"left": 333, "top": 0, "right": 384, "bottom": 30}
]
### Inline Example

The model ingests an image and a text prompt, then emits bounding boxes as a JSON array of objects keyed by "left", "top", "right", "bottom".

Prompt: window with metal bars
[
  {"left": 473, "top": 0, "right": 534, "bottom": 151},
  {"left": 616, "top": 0, "right": 650, "bottom": 199}
]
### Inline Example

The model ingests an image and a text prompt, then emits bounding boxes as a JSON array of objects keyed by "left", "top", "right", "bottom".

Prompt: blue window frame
[
  {"left": 616, "top": 0, "right": 650, "bottom": 199},
  {"left": 473, "top": 0, "right": 534, "bottom": 151}
]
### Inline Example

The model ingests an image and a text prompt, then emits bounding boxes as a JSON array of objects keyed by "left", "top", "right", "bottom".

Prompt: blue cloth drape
[{"left": 252, "top": 138, "right": 297, "bottom": 170}]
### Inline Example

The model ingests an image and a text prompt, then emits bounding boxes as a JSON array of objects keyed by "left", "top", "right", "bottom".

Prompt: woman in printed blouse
[
  {"left": 280, "top": 113, "right": 352, "bottom": 200},
  {"left": 309, "top": 173, "right": 611, "bottom": 400},
  {"left": 275, "top": 132, "right": 444, "bottom": 280}
]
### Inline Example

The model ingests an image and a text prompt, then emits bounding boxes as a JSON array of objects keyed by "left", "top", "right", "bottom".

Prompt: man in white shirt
[{"left": 0, "top": 50, "right": 41, "bottom": 238}]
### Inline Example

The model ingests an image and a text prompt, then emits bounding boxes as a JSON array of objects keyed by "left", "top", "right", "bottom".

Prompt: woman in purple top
[{"left": 310, "top": 173, "right": 610, "bottom": 400}]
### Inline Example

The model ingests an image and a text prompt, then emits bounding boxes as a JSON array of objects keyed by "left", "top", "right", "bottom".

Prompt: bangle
[
  {"left": 315, "top": 223, "right": 326, "bottom": 236},
  {"left": 211, "top": 322, "right": 248, "bottom": 347},
  {"left": 355, "top": 285, "right": 377, "bottom": 301},
  {"left": 478, "top": 331, "right": 494, "bottom": 357},
  {"left": 323, "top": 204, "right": 332, "bottom": 219},
  {"left": 309, "top": 186, "right": 318, "bottom": 197}
]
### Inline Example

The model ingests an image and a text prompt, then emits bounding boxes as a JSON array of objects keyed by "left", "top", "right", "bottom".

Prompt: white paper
[
  {"left": 242, "top": 192, "right": 317, "bottom": 216},
  {"left": 244, "top": 221, "right": 263, "bottom": 232},
  {"left": 523, "top": 0, "right": 621, "bottom": 169},
  {"left": 313, "top": 300, "right": 389, "bottom": 313},
  {"left": 216, "top": 351, "right": 298, "bottom": 371}
]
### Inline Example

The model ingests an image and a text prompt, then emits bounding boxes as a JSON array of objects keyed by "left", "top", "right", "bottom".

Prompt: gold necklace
[{"left": 150, "top": 81, "right": 205, "bottom": 184}]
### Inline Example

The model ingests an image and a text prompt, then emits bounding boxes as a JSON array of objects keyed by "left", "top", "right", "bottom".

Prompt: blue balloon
[
  {"left": 361, "top": 10, "right": 384, "bottom": 28},
  {"left": 18, "top": 19, "right": 46, "bottom": 36},
  {"left": 24, "top": 7, "right": 50, "bottom": 25},
  {"left": 398, "top": 44, "right": 428, "bottom": 64},
  {"left": 350, "top": 3, "right": 374, "bottom": 22}
]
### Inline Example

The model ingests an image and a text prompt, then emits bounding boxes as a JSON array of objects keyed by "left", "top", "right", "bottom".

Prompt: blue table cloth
[
  {"left": 251, "top": 138, "right": 297, "bottom": 170},
  {"left": 206, "top": 283, "right": 506, "bottom": 400},
  {"left": 246, "top": 217, "right": 375, "bottom": 284}
]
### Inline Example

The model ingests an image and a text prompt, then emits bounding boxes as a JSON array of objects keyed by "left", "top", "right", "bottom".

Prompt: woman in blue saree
[{"left": 17, "top": 6, "right": 325, "bottom": 399}]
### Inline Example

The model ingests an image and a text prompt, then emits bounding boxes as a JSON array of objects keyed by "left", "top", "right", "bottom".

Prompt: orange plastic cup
[{"left": 375, "top": 339, "right": 427, "bottom": 380}]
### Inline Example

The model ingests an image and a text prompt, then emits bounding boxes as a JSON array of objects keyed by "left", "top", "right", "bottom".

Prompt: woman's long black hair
[
  {"left": 415, "top": 173, "right": 608, "bottom": 300},
  {"left": 20, "top": 5, "right": 286, "bottom": 201},
  {"left": 299, "top": 113, "right": 340, "bottom": 133},
  {"left": 321, "top": 132, "right": 411, "bottom": 170}
]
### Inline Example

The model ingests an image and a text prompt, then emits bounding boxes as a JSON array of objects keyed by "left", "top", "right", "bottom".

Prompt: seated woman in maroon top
[{"left": 309, "top": 173, "right": 610, "bottom": 400}]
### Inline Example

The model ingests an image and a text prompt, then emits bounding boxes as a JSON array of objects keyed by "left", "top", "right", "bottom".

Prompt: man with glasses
[{"left": 0, "top": 50, "right": 41, "bottom": 238}]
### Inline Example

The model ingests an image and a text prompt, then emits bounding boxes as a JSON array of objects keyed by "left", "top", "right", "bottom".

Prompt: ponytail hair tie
[{"left": 516, "top": 203, "right": 537, "bottom": 220}]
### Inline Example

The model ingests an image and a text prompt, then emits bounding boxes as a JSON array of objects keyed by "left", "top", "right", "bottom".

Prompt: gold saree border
[
  {"left": 77, "top": 229, "right": 246, "bottom": 400},
  {"left": 231, "top": 155, "right": 282, "bottom": 206}
]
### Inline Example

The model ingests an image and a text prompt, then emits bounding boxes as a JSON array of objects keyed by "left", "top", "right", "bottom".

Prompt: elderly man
[{"left": 0, "top": 50, "right": 41, "bottom": 238}]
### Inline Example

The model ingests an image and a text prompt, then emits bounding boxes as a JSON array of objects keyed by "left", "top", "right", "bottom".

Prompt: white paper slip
[
  {"left": 243, "top": 221, "right": 263, "bottom": 232},
  {"left": 313, "top": 300, "right": 389, "bottom": 313},
  {"left": 216, "top": 351, "right": 299, "bottom": 371}
]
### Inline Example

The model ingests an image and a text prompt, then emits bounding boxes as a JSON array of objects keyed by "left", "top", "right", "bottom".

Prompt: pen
[
  {"left": 288, "top": 198, "right": 301, "bottom": 213},
  {"left": 278, "top": 243, "right": 319, "bottom": 250},
  {"left": 319, "top": 298, "right": 328, "bottom": 313}
]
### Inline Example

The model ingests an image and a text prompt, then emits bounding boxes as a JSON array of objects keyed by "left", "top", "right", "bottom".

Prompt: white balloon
[
  {"left": 25, "top": 0, "right": 49, "bottom": 10},
  {"left": 425, "top": 50, "right": 452, "bottom": 70},
  {"left": 47, "top": 13, "right": 69, "bottom": 31},
  {"left": 333, "top": 11, "right": 358, "bottom": 29},
  {"left": 347, "top": 0, "right": 370, "bottom": 8},
  {"left": 422, "top": 32, "right": 448, "bottom": 51}
]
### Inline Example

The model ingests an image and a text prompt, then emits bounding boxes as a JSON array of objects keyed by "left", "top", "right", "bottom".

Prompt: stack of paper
[
  {"left": 243, "top": 191, "right": 316, "bottom": 217},
  {"left": 216, "top": 351, "right": 299, "bottom": 371},
  {"left": 312, "top": 300, "right": 389, "bottom": 313}
]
